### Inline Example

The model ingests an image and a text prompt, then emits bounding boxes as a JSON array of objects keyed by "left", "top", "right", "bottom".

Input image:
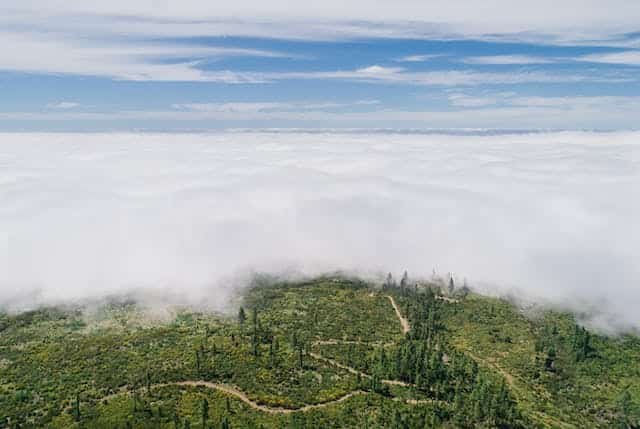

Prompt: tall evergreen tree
[
  {"left": 251, "top": 307, "right": 258, "bottom": 330},
  {"left": 201, "top": 398, "right": 209, "bottom": 429},
  {"left": 73, "top": 392, "right": 81, "bottom": 421},
  {"left": 400, "top": 271, "right": 409, "bottom": 293},
  {"left": 221, "top": 416, "right": 230, "bottom": 429},
  {"left": 238, "top": 307, "right": 246, "bottom": 329},
  {"left": 298, "top": 346, "right": 304, "bottom": 369},
  {"left": 385, "top": 272, "right": 395, "bottom": 290}
]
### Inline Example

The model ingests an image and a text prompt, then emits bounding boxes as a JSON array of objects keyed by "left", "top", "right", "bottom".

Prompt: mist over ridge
[{"left": 0, "top": 131, "right": 638, "bottom": 332}]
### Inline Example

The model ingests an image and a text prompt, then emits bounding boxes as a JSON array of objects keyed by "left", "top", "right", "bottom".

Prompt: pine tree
[
  {"left": 146, "top": 369, "right": 152, "bottom": 395},
  {"left": 385, "top": 272, "right": 395, "bottom": 290},
  {"left": 251, "top": 308, "right": 258, "bottom": 332},
  {"left": 252, "top": 335, "right": 258, "bottom": 357},
  {"left": 269, "top": 340, "right": 276, "bottom": 366},
  {"left": 545, "top": 346, "right": 556, "bottom": 371},
  {"left": 273, "top": 337, "right": 280, "bottom": 365},
  {"left": 400, "top": 271, "right": 409, "bottom": 293},
  {"left": 201, "top": 398, "right": 209, "bottom": 429},
  {"left": 132, "top": 387, "right": 138, "bottom": 412},
  {"left": 298, "top": 346, "right": 304, "bottom": 369},
  {"left": 238, "top": 307, "right": 246, "bottom": 329},
  {"left": 616, "top": 389, "right": 633, "bottom": 426},
  {"left": 221, "top": 416, "right": 230, "bottom": 429},
  {"left": 73, "top": 392, "right": 81, "bottom": 421}
]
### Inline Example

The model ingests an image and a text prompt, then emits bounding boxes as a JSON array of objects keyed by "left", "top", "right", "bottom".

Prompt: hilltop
[{"left": 1, "top": 277, "right": 639, "bottom": 428}]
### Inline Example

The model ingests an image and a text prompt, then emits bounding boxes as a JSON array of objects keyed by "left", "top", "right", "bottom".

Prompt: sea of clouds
[{"left": 0, "top": 131, "right": 638, "bottom": 331}]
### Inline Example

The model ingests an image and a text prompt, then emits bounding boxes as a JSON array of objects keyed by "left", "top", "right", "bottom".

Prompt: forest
[{"left": 1, "top": 275, "right": 639, "bottom": 428}]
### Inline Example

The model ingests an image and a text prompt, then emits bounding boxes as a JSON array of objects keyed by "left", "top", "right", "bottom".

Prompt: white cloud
[
  {"left": 576, "top": 50, "right": 640, "bottom": 66},
  {"left": 289, "top": 67, "right": 630, "bottom": 86},
  {"left": 172, "top": 102, "right": 293, "bottom": 113},
  {"left": 0, "top": 131, "right": 638, "bottom": 332},
  {"left": 46, "top": 102, "right": 80, "bottom": 109},
  {"left": 448, "top": 94, "right": 499, "bottom": 107},
  {"left": 397, "top": 54, "right": 447, "bottom": 62},
  {"left": 355, "top": 65, "right": 406, "bottom": 75},
  {"left": 170, "top": 100, "right": 381, "bottom": 114},
  {"left": 462, "top": 55, "right": 556, "bottom": 65},
  {"left": 0, "top": 2, "right": 639, "bottom": 82},
  {"left": 6, "top": 1, "right": 640, "bottom": 40},
  {"left": 2, "top": 31, "right": 625, "bottom": 84},
  {"left": 0, "top": 30, "right": 291, "bottom": 81},
  {"left": 3, "top": 95, "right": 640, "bottom": 128}
]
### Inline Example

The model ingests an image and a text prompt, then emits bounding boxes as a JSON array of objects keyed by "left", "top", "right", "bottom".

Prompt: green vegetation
[{"left": 1, "top": 276, "right": 639, "bottom": 428}]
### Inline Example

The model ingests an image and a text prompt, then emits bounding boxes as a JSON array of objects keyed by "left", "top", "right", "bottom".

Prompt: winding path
[
  {"left": 386, "top": 295, "right": 410, "bottom": 334},
  {"left": 90, "top": 380, "right": 431, "bottom": 415},
  {"left": 311, "top": 339, "right": 393, "bottom": 347},
  {"left": 464, "top": 351, "right": 575, "bottom": 429},
  {"left": 308, "top": 352, "right": 413, "bottom": 387},
  {"left": 81, "top": 293, "right": 429, "bottom": 416},
  {"left": 173, "top": 382, "right": 366, "bottom": 414}
]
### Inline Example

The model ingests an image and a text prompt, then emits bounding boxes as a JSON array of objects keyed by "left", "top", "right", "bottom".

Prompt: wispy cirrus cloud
[
  {"left": 287, "top": 65, "right": 634, "bottom": 86},
  {"left": 575, "top": 50, "right": 640, "bottom": 66},
  {"left": 0, "top": 29, "right": 293, "bottom": 82},
  {"left": 462, "top": 55, "right": 557, "bottom": 65},
  {"left": 5, "top": 1, "right": 640, "bottom": 42},
  {"left": 171, "top": 100, "right": 380, "bottom": 113},
  {"left": 1, "top": 2, "right": 640, "bottom": 84},
  {"left": 3, "top": 95, "right": 640, "bottom": 129},
  {"left": 46, "top": 101, "right": 80, "bottom": 109},
  {"left": 397, "top": 54, "right": 448, "bottom": 62}
]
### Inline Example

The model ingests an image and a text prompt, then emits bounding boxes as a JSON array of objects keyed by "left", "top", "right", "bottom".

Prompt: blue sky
[{"left": 2, "top": 1, "right": 640, "bottom": 130}]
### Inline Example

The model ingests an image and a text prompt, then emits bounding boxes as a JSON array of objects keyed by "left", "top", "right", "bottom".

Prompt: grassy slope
[{"left": 444, "top": 294, "right": 640, "bottom": 428}]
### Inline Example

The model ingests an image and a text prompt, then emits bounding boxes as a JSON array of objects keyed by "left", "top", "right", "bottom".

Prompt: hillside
[{"left": 1, "top": 277, "right": 639, "bottom": 428}]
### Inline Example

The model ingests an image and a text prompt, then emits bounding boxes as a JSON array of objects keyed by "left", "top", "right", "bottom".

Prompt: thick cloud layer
[{"left": 0, "top": 132, "right": 638, "bottom": 330}]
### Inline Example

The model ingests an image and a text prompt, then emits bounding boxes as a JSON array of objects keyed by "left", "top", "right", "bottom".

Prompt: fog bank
[{"left": 0, "top": 131, "right": 638, "bottom": 331}]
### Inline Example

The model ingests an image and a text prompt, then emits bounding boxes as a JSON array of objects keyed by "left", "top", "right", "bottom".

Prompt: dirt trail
[
  {"left": 383, "top": 294, "right": 570, "bottom": 428},
  {"left": 80, "top": 293, "right": 437, "bottom": 416},
  {"left": 308, "top": 352, "right": 413, "bottom": 387},
  {"left": 464, "top": 351, "right": 575, "bottom": 429},
  {"left": 311, "top": 339, "right": 395, "bottom": 347},
  {"left": 465, "top": 351, "right": 516, "bottom": 389},
  {"left": 174, "top": 381, "right": 366, "bottom": 414},
  {"left": 311, "top": 339, "right": 394, "bottom": 347},
  {"left": 91, "top": 381, "right": 367, "bottom": 414},
  {"left": 386, "top": 295, "right": 410, "bottom": 334},
  {"left": 90, "top": 379, "right": 432, "bottom": 415}
]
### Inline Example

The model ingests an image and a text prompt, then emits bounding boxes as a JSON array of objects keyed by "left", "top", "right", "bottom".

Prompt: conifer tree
[
  {"left": 221, "top": 416, "right": 230, "bottom": 429},
  {"left": 251, "top": 308, "right": 258, "bottom": 331},
  {"left": 201, "top": 398, "right": 209, "bottom": 429},
  {"left": 385, "top": 272, "right": 395, "bottom": 290},
  {"left": 73, "top": 392, "right": 81, "bottom": 421},
  {"left": 298, "top": 345, "right": 303, "bottom": 369},
  {"left": 400, "top": 271, "right": 409, "bottom": 293},
  {"left": 238, "top": 307, "right": 246, "bottom": 329}
]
